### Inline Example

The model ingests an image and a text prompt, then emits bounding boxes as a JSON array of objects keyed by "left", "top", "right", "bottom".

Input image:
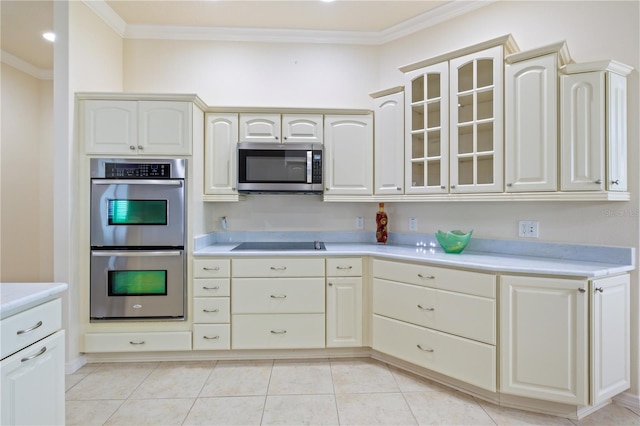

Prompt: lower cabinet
[
  {"left": 192, "top": 259, "right": 231, "bottom": 350},
  {"left": 500, "top": 273, "right": 630, "bottom": 406},
  {"left": 1, "top": 330, "right": 65, "bottom": 426},
  {"left": 371, "top": 258, "right": 497, "bottom": 392},
  {"left": 326, "top": 258, "right": 363, "bottom": 347},
  {"left": 85, "top": 331, "right": 192, "bottom": 352}
]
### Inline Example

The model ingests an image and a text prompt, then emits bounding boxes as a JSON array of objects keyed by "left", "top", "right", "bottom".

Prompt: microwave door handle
[
  {"left": 91, "top": 250, "right": 182, "bottom": 257},
  {"left": 92, "top": 180, "right": 183, "bottom": 186},
  {"left": 306, "top": 151, "right": 312, "bottom": 184}
]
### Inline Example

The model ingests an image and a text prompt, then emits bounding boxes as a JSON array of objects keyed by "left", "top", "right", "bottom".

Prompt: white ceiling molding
[
  {"left": 1, "top": 50, "right": 53, "bottom": 80},
  {"left": 82, "top": 0, "right": 127, "bottom": 37},
  {"left": 84, "top": 0, "right": 493, "bottom": 45}
]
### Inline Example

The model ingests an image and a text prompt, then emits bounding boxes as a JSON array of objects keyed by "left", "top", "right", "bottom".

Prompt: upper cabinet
[
  {"left": 504, "top": 42, "right": 571, "bottom": 192},
  {"left": 323, "top": 114, "right": 374, "bottom": 198},
  {"left": 371, "top": 87, "right": 405, "bottom": 196},
  {"left": 400, "top": 36, "right": 517, "bottom": 196},
  {"left": 560, "top": 61, "right": 633, "bottom": 192},
  {"left": 82, "top": 99, "right": 196, "bottom": 155},
  {"left": 239, "top": 113, "right": 323, "bottom": 143},
  {"left": 204, "top": 113, "right": 239, "bottom": 198}
]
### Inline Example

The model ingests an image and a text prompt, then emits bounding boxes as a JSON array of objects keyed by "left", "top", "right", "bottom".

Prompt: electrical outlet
[
  {"left": 356, "top": 216, "right": 364, "bottom": 229},
  {"left": 409, "top": 217, "right": 418, "bottom": 232},
  {"left": 518, "top": 220, "right": 539, "bottom": 238}
]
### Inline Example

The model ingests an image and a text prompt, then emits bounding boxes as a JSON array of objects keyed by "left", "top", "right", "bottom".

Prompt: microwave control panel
[{"left": 312, "top": 151, "right": 322, "bottom": 183}]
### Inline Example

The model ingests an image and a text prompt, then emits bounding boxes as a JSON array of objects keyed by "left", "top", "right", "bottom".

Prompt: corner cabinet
[
  {"left": 560, "top": 61, "right": 632, "bottom": 192},
  {"left": 500, "top": 273, "right": 630, "bottom": 406},
  {"left": 323, "top": 114, "right": 374, "bottom": 197},
  {"left": 82, "top": 99, "right": 196, "bottom": 155},
  {"left": 204, "top": 113, "right": 239, "bottom": 197}
]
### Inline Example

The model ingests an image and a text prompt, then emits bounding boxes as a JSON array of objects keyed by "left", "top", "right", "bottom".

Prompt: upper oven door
[
  {"left": 91, "top": 179, "right": 185, "bottom": 247},
  {"left": 237, "top": 142, "right": 323, "bottom": 193}
]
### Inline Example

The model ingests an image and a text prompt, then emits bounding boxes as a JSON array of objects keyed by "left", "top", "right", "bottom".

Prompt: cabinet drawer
[
  {"left": 232, "top": 278, "right": 325, "bottom": 314},
  {"left": 1, "top": 299, "right": 62, "bottom": 359},
  {"left": 232, "top": 314, "right": 325, "bottom": 349},
  {"left": 372, "top": 315, "right": 496, "bottom": 392},
  {"left": 327, "top": 258, "right": 362, "bottom": 276},
  {"left": 232, "top": 258, "right": 324, "bottom": 277},
  {"left": 193, "top": 298, "right": 230, "bottom": 323},
  {"left": 193, "top": 278, "right": 230, "bottom": 297},
  {"left": 193, "top": 324, "right": 230, "bottom": 350},
  {"left": 193, "top": 259, "right": 230, "bottom": 278},
  {"left": 84, "top": 331, "right": 191, "bottom": 352},
  {"left": 373, "top": 279, "right": 496, "bottom": 344},
  {"left": 373, "top": 259, "right": 495, "bottom": 298}
]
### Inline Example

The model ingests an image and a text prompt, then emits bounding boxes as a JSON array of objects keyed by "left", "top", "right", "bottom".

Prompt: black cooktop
[{"left": 231, "top": 241, "right": 326, "bottom": 251}]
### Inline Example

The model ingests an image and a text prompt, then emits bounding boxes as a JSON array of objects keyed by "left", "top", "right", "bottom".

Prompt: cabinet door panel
[
  {"left": 606, "top": 73, "right": 628, "bottom": 191},
  {"left": 500, "top": 275, "right": 588, "bottom": 405},
  {"left": 591, "top": 274, "right": 630, "bottom": 404},
  {"left": 83, "top": 100, "right": 137, "bottom": 154},
  {"left": 326, "top": 277, "right": 363, "bottom": 347},
  {"left": 239, "top": 113, "right": 281, "bottom": 142},
  {"left": 205, "top": 113, "right": 238, "bottom": 195},
  {"left": 505, "top": 54, "right": 558, "bottom": 192},
  {"left": 139, "top": 101, "right": 192, "bottom": 155},
  {"left": 324, "top": 115, "right": 373, "bottom": 196},
  {"left": 560, "top": 72, "right": 605, "bottom": 191},
  {"left": 282, "top": 114, "right": 323, "bottom": 143},
  {"left": 374, "top": 91, "right": 405, "bottom": 195}
]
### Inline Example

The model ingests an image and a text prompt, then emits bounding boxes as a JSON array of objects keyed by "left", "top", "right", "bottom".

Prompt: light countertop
[
  {"left": 194, "top": 241, "right": 634, "bottom": 278},
  {"left": 0, "top": 282, "right": 68, "bottom": 319}
]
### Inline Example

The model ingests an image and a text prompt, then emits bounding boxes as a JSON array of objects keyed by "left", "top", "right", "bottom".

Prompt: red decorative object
[{"left": 376, "top": 203, "right": 388, "bottom": 244}]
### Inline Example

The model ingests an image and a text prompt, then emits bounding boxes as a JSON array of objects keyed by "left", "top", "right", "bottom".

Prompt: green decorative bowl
[{"left": 435, "top": 230, "right": 473, "bottom": 254}]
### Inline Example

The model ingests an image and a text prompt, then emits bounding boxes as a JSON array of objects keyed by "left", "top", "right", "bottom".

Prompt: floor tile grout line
[{"left": 259, "top": 359, "right": 276, "bottom": 425}]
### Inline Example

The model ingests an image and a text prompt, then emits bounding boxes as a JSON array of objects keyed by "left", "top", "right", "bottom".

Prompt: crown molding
[
  {"left": 84, "top": 0, "right": 494, "bottom": 45},
  {"left": 1, "top": 50, "right": 53, "bottom": 80}
]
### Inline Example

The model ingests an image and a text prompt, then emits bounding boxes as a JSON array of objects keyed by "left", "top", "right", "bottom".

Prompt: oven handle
[
  {"left": 91, "top": 250, "right": 183, "bottom": 257},
  {"left": 92, "top": 179, "right": 183, "bottom": 186}
]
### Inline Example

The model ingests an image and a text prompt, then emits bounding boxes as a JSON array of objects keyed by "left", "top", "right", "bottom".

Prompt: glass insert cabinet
[{"left": 404, "top": 45, "right": 504, "bottom": 194}]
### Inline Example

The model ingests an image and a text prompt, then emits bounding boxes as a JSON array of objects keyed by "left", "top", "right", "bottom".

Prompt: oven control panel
[{"left": 104, "top": 163, "right": 172, "bottom": 179}]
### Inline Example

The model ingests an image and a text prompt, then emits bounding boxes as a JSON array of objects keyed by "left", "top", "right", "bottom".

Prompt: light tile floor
[{"left": 66, "top": 357, "right": 640, "bottom": 426}]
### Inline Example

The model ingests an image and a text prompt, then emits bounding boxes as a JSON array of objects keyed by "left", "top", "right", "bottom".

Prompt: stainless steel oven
[{"left": 89, "top": 158, "right": 186, "bottom": 321}]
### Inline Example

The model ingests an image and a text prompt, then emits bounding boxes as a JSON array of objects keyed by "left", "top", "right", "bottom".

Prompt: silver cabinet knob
[
  {"left": 129, "top": 145, "right": 136, "bottom": 150},
  {"left": 595, "top": 179, "right": 603, "bottom": 184},
  {"left": 612, "top": 179, "right": 620, "bottom": 185},
  {"left": 137, "top": 145, "right": 144, "bottom": 150}
]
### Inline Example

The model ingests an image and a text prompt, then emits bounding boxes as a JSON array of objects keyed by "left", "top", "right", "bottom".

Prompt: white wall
[{"left": 0, "top": 64, "right": 53, "bottom": 281}]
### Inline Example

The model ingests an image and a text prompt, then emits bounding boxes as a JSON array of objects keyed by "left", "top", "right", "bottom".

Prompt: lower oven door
[{"left": 90, "top": 249, "right": 185, "bottom": 320}]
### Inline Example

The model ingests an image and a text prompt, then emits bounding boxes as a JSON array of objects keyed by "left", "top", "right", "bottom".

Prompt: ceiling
[{"left": 1, "top": 0, "right": 475, "bottom": 74}]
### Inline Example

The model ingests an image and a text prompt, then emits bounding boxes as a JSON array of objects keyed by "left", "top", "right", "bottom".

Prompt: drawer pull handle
[
  {"left": 270, "top": 294, "right": 287, "bottom": 299},
  {"left": 203, "top": 335, "right": 220, "bottom": 340},
  {"left": 416, "top": 344, "right": 434, "bottom": 353},
  {"left": 417, "top": 304, "right": 435, "bottom": 311},
  {"left": 203, "top": 267, "right": 220, "bottom": 271},
  {"left": 578, "top": 288, "right": 586, "bottom": 293},
  {"left": 21, "top": 346, "right": 47, "bottom": 362},
  {"left": 270, "top": 266, "right": 287, "bottom": 271},
  {"left": 203, "top": 286, "right": 221, "bottom": 290},
  {"left": 17, "top": 321, "right": 43, "bottom": 335},
  {"left": 203, "top": 309, "right": 220, "bottom": 313},
  {"left": 417, "top": 274, "right": 435, "bottom": 279},
  {"left": 129, "top": 341, "right": 145, "bottom": 345},
  {"left": 270, "top": 330, "right": 287, "bottom": 334},
  {"left": 337, "top": 266, "right": 353, "bottom": 270}
]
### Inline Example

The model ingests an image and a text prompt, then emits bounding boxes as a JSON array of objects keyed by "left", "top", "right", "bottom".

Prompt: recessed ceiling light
[
  {"left": 321, "top": 0, "right": 336, "bottom": 3},
  {"left": 42, "top": 32, "right": 56, "bottom": 42}
]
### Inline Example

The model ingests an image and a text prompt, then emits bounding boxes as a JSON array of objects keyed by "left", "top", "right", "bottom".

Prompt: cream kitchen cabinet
[
  {"left": 323, "top": 114, "right": 374, "bottom": 197},
  {"left": 192, "top": 258, "right": 231, "bottom": 350},
  {"left": 204, "top": 113, "right": 239, "bottom": 198},
  {"left": 231, "top": 258, "right": 325, "bottom": 349},
  {"left": 505, "top": 43, "right": 570, "bottom": 192},
  {"left": 560, "top": 61, "right": 632, "bottom": 192},
  {"left": 500, "top": 273, "right": 630, "bottom": 406},
  {"left": 326, "top": 258, "right": 363, "bottom": 347},
  {"left": 239, "top": 113, "right": 323, "bottom": 143},
  {"left": 82, "top": 99, "right": 194, "bottom": 155},
  {"left": 371, "top": 88, "right": 405, "bottom": 196},
  {"left": 371, "top": 259, "right": 497, "bottom": 391},
  {"left": 401, "top": 36, "right": 516, "bottom": 195},
  {"left": 1, "top": 298, "right": 65, "bottom": 426}
]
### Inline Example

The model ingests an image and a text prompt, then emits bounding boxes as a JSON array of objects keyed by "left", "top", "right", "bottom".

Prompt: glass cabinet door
[
  {"left": 449, "top": 46, "right": 504, "bottom": 193},
  {"left": 404, "top": 62, "right": 449, "bottom": 194}
]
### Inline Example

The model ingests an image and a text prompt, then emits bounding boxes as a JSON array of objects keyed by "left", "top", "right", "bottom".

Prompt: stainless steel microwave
[{"left": 237, "top": 142, "right": 323, "bottom": 194}]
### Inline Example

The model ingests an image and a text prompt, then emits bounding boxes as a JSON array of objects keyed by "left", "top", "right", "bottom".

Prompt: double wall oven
[{"left": 90, "top": 158, "right": 186, "bottom": 321}]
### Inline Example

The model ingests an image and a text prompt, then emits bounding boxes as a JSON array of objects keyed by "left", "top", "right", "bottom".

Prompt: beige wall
[{"left": 0, "top": 64, "right": 53, "bottom": 282}]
